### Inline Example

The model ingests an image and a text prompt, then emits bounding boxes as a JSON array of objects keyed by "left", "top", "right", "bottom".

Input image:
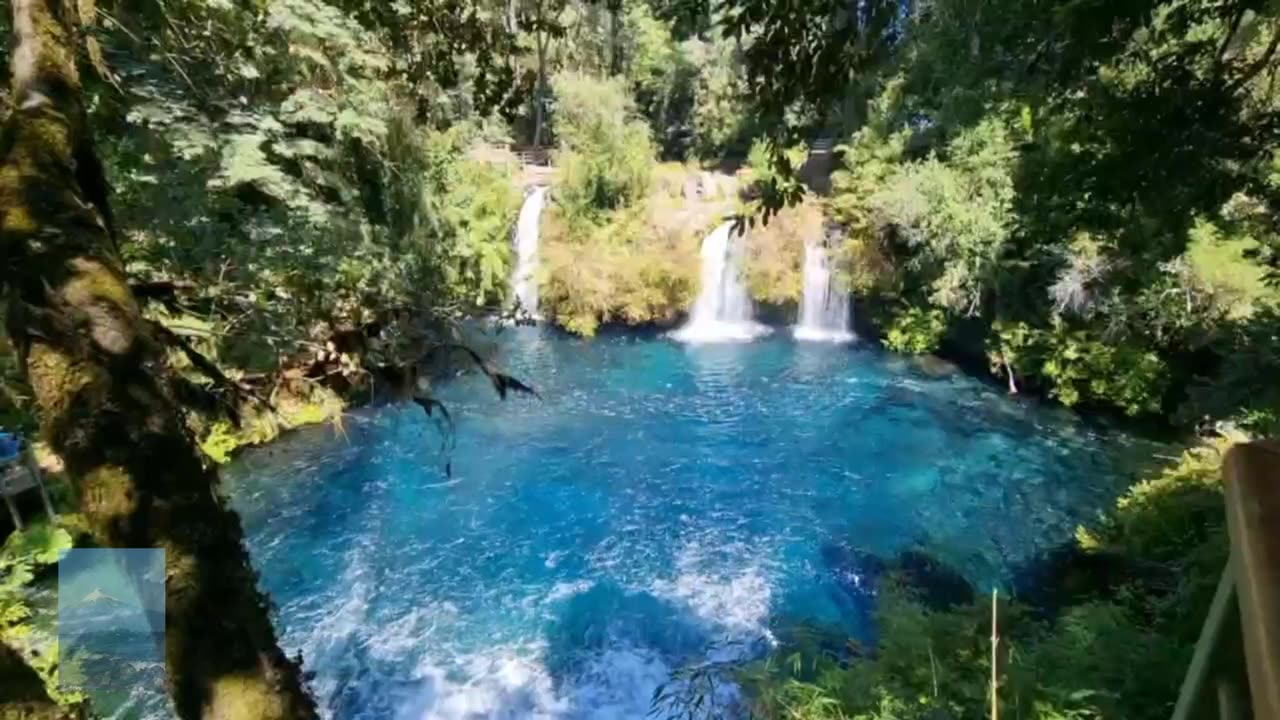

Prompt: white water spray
[
  {"left": 512, "top": 186, "right": 549, "bottom": 317},
  {"left": 793, "top": 237, "right": 854, "bottom": 342},
  {"left": 672, "top": 222, "right": 769, "bottom": 343}
]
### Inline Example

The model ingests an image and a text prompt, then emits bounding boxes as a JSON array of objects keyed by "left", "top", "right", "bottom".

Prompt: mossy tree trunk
[
  {"left": 0, "top": 641, "right": 85, "bottom": 719},
  {"left": 0, "top": 2, "right": 318, "bottom": 719}
]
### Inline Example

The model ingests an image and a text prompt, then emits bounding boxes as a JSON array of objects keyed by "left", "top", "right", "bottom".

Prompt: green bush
[
  {"left": 985, "top": 321, "right": 1170, "bottom": 417},
  {"left": 1039, "top": 329, "right": 1169, "bottom": 416},
  {"left": 1180, "top": 304, "right": 1280, "bottom": 435},
  {"left": 386, "top": 121, "right": 523, "bottom": 311},
  {"left": 743, "top": 584, "right": 1185, "bottom": 720},
  {"left": 884, "top": 306, "right": 948, "bottom": 354},
  {"left": 1, "top": 523, "right": 81, "bottom": 706},
  {"left": 540, "top": 203, "right": 701, "bottom": 336}
]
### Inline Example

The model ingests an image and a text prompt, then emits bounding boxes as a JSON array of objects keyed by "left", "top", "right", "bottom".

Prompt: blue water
[{"left": 224, "top": 329, "right": 1151, "bottom": 720}]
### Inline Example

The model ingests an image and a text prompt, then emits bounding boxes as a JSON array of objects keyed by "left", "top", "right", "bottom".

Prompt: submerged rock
[
  {"left": 821, "top": 543, "right": 975, "bottom": 613},
  {"left": 894, "top": 550, "right": 976, "bottom": 610}
]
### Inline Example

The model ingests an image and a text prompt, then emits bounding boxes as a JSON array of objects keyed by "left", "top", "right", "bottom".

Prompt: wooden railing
[
  {"left": 1171, "top": 440, "right": 1280, "bottom": 720},
  {"left": 513, "top": 146, "right": 551, "bottom": 168}
]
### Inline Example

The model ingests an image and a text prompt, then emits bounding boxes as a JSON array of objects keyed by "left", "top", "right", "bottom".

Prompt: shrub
[
  {"left": 1, "top": 523, "right": 82, "bottom": 705},
  {"left": 397, "top": 123, "right": 522, "bottom": 310},
  {"left": 1039, "top": 329, "right": 1169, "bottom": 416},
  {"left": 742, "top": 197, "right": 822, "bottom": 307},
  {"left": 540, "top": 203, "right": 701, "bottom": 336},
  {"left": 884, "top": 306, "right": 948, "bottom": 354},
  {"left": 986, "top": 320, "right": 1170, "bottom": 417}
]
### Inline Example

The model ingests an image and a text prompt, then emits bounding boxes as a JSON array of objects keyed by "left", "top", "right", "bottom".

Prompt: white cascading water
[
  {"left": 793, "top": 237, "right": 854, "bottom": 342},
  {"left": 511, "top": 186, "right": 549, "bottom": 318},
  {"left": 672, "top": 221, "right": 769, "bottom": 343}
]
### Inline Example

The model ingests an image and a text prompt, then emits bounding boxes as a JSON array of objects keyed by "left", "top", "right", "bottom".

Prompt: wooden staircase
[{"left": 799, "top": 136, "right": 838, "bottom": 195}]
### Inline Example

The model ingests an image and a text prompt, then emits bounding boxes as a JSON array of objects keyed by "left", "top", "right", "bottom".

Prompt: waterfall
[
  {"left": 511, "top": 186, "right": 549, "bottom": 317},
  {"left": 672, "top": 221, "right": 769, "bottom": 343},
  {"left": 793, "top": 237, "right": 854, "bottom": 342}
]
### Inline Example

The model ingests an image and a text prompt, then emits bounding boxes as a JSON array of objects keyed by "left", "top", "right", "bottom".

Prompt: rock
[{"left": 910, "top": 355, "right": 962, "bottom": 378}]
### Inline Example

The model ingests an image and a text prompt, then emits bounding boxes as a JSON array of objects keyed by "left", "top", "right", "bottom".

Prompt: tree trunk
[
  {"left": 0, "top": 2, "right": 318, "bottom": 719},
  {"left": 1003, "top": 356, "right": 1019, "bottom": 394},
  {"left": 533, "top": 15, "right": 548, "bottom": 147},
  {"left": 609, "top": 2, "right": 622, "bottom": 76},
  {"left": 1, "top": 642, "right": 86, "bottom": 719}
]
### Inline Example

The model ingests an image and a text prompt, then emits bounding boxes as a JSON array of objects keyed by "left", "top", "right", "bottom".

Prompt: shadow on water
[
  {"left": 1008, "top": 541, "right": 1184, "bottom": 619},
  {"left": 543, "top": 581, "right": 712, "bottom": 688}
]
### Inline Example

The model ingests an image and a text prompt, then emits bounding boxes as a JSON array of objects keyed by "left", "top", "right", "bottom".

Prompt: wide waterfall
[
  {"left": 511, "top": 186, "right": 549, "bottom": 317},
  {"left": 672, "top": 221, "right": 769, "bottom": 342},
  {"left": 794, "top": 238, "right": 854, "bottom": 342}
]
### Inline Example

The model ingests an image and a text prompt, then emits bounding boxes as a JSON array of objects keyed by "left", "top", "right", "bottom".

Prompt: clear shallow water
[{"left": 225, "top": 329, "right": 1152, "bottom": 720}]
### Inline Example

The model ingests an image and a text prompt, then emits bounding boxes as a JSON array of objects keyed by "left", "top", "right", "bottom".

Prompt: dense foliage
[
  {"left": 3, "top": 0, "right": 1279, "bottom": 717},
  {"left": 818, "top": 0, "right": 1280, "bottom": 430},
  {"left": 0, "top": 524, "right": 76, "bottom": 705}
]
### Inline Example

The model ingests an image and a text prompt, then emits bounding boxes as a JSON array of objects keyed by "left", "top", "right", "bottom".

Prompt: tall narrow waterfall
[
  {"left": 511, "top": 187, "right": 549, "bottom": 317},
  {"left": 794, "top": 238, "right": 854, "bottom": 342},
  {"left": 672, "top": 221, "right": 769, "bottom": 342}
]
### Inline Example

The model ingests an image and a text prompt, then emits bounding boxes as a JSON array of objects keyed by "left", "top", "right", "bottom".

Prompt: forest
[{"left": 1, "top": 0, "right": 1278, "bottom": 718}]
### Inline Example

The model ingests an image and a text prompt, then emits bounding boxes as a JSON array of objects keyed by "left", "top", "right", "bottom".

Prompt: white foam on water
[
  {"left": 792, "top": 325, "right": 855, "bottom": 343},
  {"left": 672, "top": 320, "right": 771, "bottom": 344},
  {"left": 398, "top": 638, "right": 744, "bottom": 720},
  {"left": 398, "top": 647, "right": 568, "bottom": 720},
  {"left": 544, "top": 580, "right": 596, "bottom": 604},
  {"left": 292, "top": 543, "right": 771, "bottom": 720},
  {"left": 650, "top": 554, "right": 772, "bottom": 641}
]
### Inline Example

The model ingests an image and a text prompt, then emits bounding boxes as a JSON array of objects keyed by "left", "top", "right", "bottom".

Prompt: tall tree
[
  {"left": 528, "top": 0, "right": 568, "bottom": 145},
  {"left": 0, "top": 1, "right": 318, "bottom": 718}
]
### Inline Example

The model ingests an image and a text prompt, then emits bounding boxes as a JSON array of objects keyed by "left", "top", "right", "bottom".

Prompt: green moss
[
  {"left": 198, "top": 392, "right": 345, "bottom": 464},
  {"left": 206, "top": 674, "right": 288, "bottom": 720},
  {"left": 200, "top": 421, "right": 242, "bottom": 465}
]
